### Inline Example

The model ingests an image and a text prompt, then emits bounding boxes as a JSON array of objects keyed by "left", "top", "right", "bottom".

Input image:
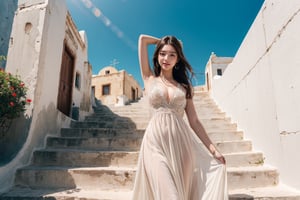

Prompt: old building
[
  {"left": 92, "top": 66, "right": 142, "bottom": 106},
  {"left": 0, "top": 0, "right": 93, "bottom": 192}
]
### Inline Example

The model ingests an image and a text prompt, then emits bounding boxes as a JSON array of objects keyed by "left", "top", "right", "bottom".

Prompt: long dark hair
[{"left": 153, "top": 35, "right": 194, "bottom": 99}]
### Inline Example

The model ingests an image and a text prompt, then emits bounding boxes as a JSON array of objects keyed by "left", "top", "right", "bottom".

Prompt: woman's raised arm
[{"left": 138, "top": 34, "right": 160, "bottom": 81}]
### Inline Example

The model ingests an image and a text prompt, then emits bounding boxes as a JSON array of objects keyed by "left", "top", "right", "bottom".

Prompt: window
[
  {"left": 217, "top": 68, "right": 222, "bottom": 76},
  {"left": 105, "top": 70, "right": 110, "bottom": 75},
  {"left": 91, "top": 86, "right": 95, "bottom": 96},
  {"left": 75, "top": 72, "right": 81, "bottom": 89},
  {"left": 102, "top": 84, "right": 111, "bottom": 95}
]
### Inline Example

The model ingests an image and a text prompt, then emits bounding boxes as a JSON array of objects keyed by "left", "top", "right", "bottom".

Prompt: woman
[{"left": 132, "top": 34, "right": 228, "bottom": 200}]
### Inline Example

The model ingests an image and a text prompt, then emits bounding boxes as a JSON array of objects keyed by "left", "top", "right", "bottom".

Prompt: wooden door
[
  {"left": 131, "top": 87, "right": 136, "bottom": 101},
  {"left": 57, "top": 46, "right": 74, "bottom": 116}
]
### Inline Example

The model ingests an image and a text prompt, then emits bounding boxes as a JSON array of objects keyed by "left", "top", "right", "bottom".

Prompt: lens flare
[{"left": 77, "top": 0, "right": 136, "bottom": 50}]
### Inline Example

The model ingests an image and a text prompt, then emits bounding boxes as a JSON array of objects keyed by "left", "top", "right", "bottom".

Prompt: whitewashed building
[{"left": 0, "top": 0, "right": 93, "bottom": 192}]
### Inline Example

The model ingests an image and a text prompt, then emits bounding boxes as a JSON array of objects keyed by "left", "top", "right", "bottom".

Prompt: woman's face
[{"left": 158, "top": 44, "right": 178, "bottom": 73}]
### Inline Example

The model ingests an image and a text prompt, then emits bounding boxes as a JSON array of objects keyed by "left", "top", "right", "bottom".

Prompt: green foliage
[
  {"left": 0, "top": 55, "right": 6, "bottom": 61},
  {"left": 0, "top": 68, "right": 31, "bottom": 119}
]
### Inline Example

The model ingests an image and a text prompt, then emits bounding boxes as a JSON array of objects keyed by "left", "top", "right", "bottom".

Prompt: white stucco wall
[
  {"left": 0, "top": 0, "right": 92, "bottom": 192},
  {"left": 210, "top": 0, "right": 300, "bottom": 189}
]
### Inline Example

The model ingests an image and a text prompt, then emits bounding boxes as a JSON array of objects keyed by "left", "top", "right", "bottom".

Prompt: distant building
[
  {"left": 92, "top": 66, "right": 142, "bottom": 106},
  {"left": 205, "top": 52, "right": 233, "bottom": 91}
]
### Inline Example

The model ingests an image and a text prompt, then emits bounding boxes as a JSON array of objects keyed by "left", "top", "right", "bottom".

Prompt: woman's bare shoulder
[{"left": 144, "top": 75, "right": 159, "bottom": 90}]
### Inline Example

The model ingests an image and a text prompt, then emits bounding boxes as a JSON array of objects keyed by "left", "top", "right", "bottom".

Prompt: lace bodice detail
[{"left": 147, "top": 78, "right": 186, "bottom": 117}]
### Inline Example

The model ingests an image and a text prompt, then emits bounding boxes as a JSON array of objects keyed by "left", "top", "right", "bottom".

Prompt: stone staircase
[{"left": 1, "top": 88, "right": 300, "bottom": 199}]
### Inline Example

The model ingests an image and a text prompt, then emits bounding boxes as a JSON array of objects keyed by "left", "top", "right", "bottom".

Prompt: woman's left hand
[{"left": 213, "top": 150, "right": 226, "bottom": 165}]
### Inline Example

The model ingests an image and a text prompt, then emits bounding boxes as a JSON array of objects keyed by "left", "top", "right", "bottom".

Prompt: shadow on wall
[
  {"left": 0, "top": 102, "right": 65, "bottom": 166},
  {"left": 0, "top": 114, "right": 31, "bottom": 166},
  {"left": 0, "top": 99, "right": 139, "bottom": 196}
]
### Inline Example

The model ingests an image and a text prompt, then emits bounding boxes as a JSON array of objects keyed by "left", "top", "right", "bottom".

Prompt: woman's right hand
[{"left": 213, "top": 150, "right": 226, "bottom": 165}]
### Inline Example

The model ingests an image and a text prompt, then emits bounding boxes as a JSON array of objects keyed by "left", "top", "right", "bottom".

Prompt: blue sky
[{"left": 66, "top": 0, "right": 264, "bottom": 86}]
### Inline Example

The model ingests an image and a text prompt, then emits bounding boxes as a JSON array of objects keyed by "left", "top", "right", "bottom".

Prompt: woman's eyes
[{"left": 159, "top": 52, "right": 176, "bottom": 57}]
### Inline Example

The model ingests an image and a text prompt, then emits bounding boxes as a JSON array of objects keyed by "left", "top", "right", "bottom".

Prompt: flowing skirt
[{"left": 132, "top": 108, "right": 228, "bottom": 200}]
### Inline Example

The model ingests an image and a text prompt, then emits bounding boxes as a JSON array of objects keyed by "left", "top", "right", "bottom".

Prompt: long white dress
[{"left": 132, "top": 78, "right": 228, "bottom": 200}]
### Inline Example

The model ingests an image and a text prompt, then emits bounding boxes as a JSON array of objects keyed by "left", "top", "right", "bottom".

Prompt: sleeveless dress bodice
[{"left": 147, "top": 78, "right": 186, "bottom": 117}]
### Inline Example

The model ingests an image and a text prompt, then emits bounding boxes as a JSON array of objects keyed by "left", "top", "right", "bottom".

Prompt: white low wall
[{"left": 211, "top": 0, "right": 300, "bottom": 189}]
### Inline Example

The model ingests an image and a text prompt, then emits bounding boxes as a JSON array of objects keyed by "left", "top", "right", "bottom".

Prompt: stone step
[
  {"left": 86, "top": 115, "right": 149, "bottom": 122},
  {"left": 70, "top": 121, "right": 141, "bottom": 129},
  {"left": 227, "top": 165, "right": 278, "bottom": 190},
  {"left": 195, "top": 100, "right": 216, "bottom": 105},
  {"left": 15, "top": 166, "right": 135, "bottom": 190},
  {"left": 202, "top": 121, "right": 237, "bottom": 131},
  {"left": 32, "top": 149, "right": 262, "bottom": 168},
  {"left": 91, "top": 113, "right": 151, "bottom": 119},
  {"left": 83, "top": 118, "right": 236, "bottom": 132},
  {"left": 46, "top": 135, "right": 143, "bottom": 151},
  {"left": 91, "top": 112, "right": 227, "bottom": 120},
  {"left": 95, "top": 101, "right": 221, "bottom": 109},
  {"left": 86, "top": 115, "right": 232, "bottom": 124},
  {"left": 14, "top": 165, "right": 278, "bottom": 191},
  {"left": 2, "top": 181, "right": 300, "bottom": 200},
  {"left": 194, "top": 109, "right": 224, "bottom": 115},
  {"left": 193, "top": 112, "right": 227, "bottom": 119},
  {"left": 71, "top": 120, "right": 237, "bottom": 131},
  {"left": 189, "top": 122, "right": 242, "bottom": 133},
  {"left": 107, "top": 106, "right": 222, "bottom": 114},
  {"left": 60, "top": 128, "right": 244, "bottom": 142},
  {"left": 228, "top": 184, "right": 300, "bottom": 199},
  {"left": 32, "top": 149, "right": 139, "bottom": 167},
  {"left": 208, "top": 131, "right": 244, "bottom": 141},
  {"left": 61, "top": 128, "right": 243, "bottom": 141},
  {"left": 105, "top": 101, "right": 218, "bottom": 110},
  {"left": 107, "top": 100, "right": 218, "bottom": 107},
  {"left": 194, "top": 94, "right": 215, "bottom": 99},
  {"left": 224, "top": 151, "right": 264, "bottom": 167},
  {"left": 85, "top": 117, "right": 150, "bottom": 124},
  {"left": 193, "top": 97, "right": 215, "bottom": 101},
  {"left": 46, "top": 135, "right": 250, "bottom": 153},
  {"left": 60, "top": 128, "right": 144, "bottom": 137},
  {"left": 2, "top": 186, "right": 300, "bottom": 200},
  {"left": 215, "top": 140, "right": 252, "bottom": 154},
  {"left": 0, "top": 187, "right": 132, "bottom": 200}
]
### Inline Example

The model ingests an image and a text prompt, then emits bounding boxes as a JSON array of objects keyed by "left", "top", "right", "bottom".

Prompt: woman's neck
[{"left": 160, "top": 72, "right": 173, "bottom": 81}]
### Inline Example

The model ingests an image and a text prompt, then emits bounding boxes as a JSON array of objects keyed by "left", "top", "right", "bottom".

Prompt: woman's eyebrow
[{"left": 160, "top": 50, "right": 177, "bottom": 54}]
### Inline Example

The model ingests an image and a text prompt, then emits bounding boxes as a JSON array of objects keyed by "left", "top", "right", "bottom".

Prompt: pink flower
[
  {"left": 9, "top": 102, "right": 15, "bottom": 107},
  {"left": 20, "top": 82, "right": 25, "bottom": 87},
  {"left": 12, "top": 92, "right": 17, "bottom": 97}
]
